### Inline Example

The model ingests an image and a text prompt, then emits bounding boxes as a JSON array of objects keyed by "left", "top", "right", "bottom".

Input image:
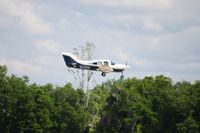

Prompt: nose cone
[
  {"left": 122, "top": 64, "right": 130, "bottom": 69},
  {"left": 114, "top": 64, "right": 130, "bottom": 70}
]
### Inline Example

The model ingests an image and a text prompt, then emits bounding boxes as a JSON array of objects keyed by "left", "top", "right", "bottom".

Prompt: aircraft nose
[{"left": 122, "top": 64, "right": 130, "bottom": 69}]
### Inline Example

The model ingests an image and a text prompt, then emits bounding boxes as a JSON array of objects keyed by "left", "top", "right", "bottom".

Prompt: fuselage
[{"left": 62, "top": 52, "right": 130, "bottom": 73}]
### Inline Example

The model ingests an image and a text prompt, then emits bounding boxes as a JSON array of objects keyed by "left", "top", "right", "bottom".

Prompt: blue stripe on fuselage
[
  {"left": 63, "top": 55, "right": 100, "bottom": 71},
  {"left": 63, "top": 55, "right": 80, "bottom": 67}
]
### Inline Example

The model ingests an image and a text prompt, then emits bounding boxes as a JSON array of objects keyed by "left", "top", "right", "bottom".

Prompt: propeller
[{"left": 125, "top": 61, "right": 130, "bottom": 68}]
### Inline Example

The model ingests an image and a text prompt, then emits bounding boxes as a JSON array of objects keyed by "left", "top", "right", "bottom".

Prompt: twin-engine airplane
[{"left": 62, "top": 52, "right": 130, "bottom": 79}]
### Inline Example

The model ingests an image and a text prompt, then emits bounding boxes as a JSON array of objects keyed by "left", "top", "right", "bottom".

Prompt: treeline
[{"left": 0, "top": 65, "right": 200, "bottom": 133}]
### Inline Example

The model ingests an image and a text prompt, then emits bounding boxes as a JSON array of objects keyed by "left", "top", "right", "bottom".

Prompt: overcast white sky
[{"left": 0, "top": 0, "right": 200, "bottom": 86}]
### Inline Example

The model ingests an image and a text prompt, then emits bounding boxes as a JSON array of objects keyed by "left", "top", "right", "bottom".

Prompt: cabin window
[
  {"left": 104, "top": 61, "right": 109, "bottom": 65},
  {"left": 111, "top": 61, "right": 115, "bottom": 65},
  {"left": 93, "top": 62, "right": 97, "bottom": 65},
  {"left": 97, "top": 61, "right": 102, "bottom": 65}
]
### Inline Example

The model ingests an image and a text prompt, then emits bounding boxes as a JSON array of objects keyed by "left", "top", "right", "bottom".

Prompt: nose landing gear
[{"left": 120, "top": 72, "right": 124, "bottom": 80}]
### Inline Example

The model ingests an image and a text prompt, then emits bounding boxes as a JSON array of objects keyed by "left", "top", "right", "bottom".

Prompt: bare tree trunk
[
  {"left": 67, "top": 42, "right": 95, "bottom": 106},
  {"left": 86, "top": 78, "right": 89, "bottom": 107}
]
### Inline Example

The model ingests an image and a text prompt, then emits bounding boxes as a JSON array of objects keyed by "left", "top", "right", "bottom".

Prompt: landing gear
[
  {"left": 120, "top": 72, "right": 124, "bottom": 80},
  {"left": 101, "top": 72, "right": 124, "bottom": 79},
  {"left": 101, "top": 72, "right": 106, "bottom": 76},
  {"left": 120, "top": 75, "right": 124, "bottom": 80}
]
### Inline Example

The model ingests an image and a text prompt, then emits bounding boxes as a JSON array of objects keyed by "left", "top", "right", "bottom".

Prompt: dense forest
[{"left": 0, "top": 65, "right": 200, "bottom": 133}]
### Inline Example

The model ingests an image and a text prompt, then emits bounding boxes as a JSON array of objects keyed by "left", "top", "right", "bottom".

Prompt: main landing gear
[
  {"left": 101, "top": 72, "right": 106, "bottom": 76},
  {"left": 101, "top": 72, "right": 124, "bottom": 80}
]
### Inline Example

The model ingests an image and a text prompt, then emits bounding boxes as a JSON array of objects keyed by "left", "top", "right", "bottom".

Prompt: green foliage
[
  {"left": 0, "top": 65, "right": 90, "bottom": 133},
  {"left": 52, "top": 84, "right": 90, "bottom": 133},
  {"left": 94, "top": 75, "right": 200, "bottom": 133},
  {"left": 0, "top": 65, "right": 7, "bottom": 79},
  {"left": 1, "top": 65, "right": 200, "bottom": 133},
  {"left": 176, "top": 117, "right": 199, "bottom": 133}
]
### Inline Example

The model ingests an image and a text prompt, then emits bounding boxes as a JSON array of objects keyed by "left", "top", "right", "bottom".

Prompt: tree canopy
[{"left": 0, "top": 65, "right": 200, "bottom": 133}]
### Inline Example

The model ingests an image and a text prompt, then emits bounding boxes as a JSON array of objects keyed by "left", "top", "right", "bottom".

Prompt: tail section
[{"left": 62, "top": 52, "right": 80, "bottom": 67}]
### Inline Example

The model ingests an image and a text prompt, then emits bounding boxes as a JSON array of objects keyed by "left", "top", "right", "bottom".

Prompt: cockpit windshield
[
  {"left": 111, "top": 61, "right": 115, "bottom": 65},
  {"left": 104, "top": 61, "right": 109, "bottom": 65}
]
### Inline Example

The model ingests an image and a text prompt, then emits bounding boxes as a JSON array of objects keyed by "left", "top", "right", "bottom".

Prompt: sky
[{"left": 0, "top": 0, "right": 200, "bottom": 86}]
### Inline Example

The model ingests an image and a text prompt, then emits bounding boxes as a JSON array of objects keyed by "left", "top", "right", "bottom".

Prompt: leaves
[{"left": 1, "top": 65, "right": 200, "bottom": 133}]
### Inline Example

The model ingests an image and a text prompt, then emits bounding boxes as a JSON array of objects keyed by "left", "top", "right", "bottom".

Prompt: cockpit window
[
  {"left": 111, "top": 61, "right": 115, "bottom": 65},
  {"left": 104, "top": 61, "right": 109, "bottom": 65}
]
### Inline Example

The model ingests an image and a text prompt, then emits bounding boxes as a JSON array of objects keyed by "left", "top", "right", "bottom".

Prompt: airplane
[{"left": 62, "top": 52, "right": 130, "bottom": 79}]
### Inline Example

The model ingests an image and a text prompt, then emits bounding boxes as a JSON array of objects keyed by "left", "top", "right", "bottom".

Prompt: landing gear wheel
[
  {"left": 101, "top": 72, "right": 106, "bottom": 76},
  {"left": 120, "top": 75, "right": 124, "bottom": 80}
]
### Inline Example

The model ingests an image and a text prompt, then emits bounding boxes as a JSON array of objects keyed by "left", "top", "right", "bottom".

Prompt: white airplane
[{"left": 62, "top": 52, "right": 130, "bottom": 79}]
